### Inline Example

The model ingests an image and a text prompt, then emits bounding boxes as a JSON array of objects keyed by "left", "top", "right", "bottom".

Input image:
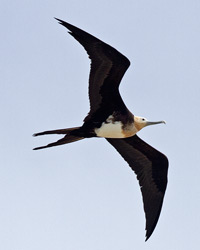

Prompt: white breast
[
  {"left": 95, "top": 120, "right": 125, "bottom": 138},
  {"left": 94, "top": 114, "right": 138, "bottom": 138}
]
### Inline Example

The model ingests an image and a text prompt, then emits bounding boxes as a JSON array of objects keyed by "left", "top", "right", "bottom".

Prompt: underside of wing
[
  {"left": 55, "top": 18, "right": 130, "bottom": 122},
  {"left": 106, "top": 135, "right": 168, "bottom": 240}
]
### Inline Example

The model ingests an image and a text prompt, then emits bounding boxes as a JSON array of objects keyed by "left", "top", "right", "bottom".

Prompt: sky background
[{"left": 1, "top": 0, "right": 200, "bottom": 249}]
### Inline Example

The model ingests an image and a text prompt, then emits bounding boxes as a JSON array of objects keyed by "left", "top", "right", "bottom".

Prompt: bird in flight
[{"left": 33, "top": 18, "right": 169, "bottom": 241}]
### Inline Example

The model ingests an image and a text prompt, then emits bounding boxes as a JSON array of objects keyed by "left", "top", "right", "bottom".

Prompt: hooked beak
[{"left": 146, "top": 120, "right": 166, "bottom": 126}]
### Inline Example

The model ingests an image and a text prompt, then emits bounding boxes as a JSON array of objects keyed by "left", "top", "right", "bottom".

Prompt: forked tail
[{"left": 33, "top": 127, "right": 84, "bottom": 150}]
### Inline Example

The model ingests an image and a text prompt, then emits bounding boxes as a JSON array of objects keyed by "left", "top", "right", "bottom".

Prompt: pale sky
[{"left": 1, "top": 0, "right": 200, "bottom": 249}]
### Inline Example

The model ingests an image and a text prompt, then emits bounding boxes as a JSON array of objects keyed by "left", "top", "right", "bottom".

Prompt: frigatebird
[{"left": 33, "top": 18, "right": 168, "bottom": 241}]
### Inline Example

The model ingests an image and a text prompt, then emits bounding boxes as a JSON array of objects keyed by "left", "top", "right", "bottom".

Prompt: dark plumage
[
  {"left": 107, "top": 136, "right": 168, "bottom": 240},
  {"left": 33, "top": 18, "right": 168, "bottom": 240}
]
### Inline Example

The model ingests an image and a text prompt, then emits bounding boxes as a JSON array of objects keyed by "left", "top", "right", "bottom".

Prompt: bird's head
[{"left": 134, "top": 116, "right": 166, "bottom": 131}]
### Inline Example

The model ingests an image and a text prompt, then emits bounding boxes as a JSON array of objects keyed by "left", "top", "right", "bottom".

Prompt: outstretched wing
[
  {"left": 106, "top": 135, "right": 168, "bottom": 240},
  {"left": 55, "top": 18, "right": 130, "bottom": 122}
]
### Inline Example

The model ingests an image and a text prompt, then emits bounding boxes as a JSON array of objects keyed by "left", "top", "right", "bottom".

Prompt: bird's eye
[{"left": 142, "top": 118, "right": 145, "bottom": 121}]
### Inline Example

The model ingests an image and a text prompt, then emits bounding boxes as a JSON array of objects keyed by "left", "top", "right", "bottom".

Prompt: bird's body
[
  {"left": 95, "top": 114, "right": 135, "bottom": 138},
  {"left": 33, "top": 18, "right": 169, "bottom": 241}
]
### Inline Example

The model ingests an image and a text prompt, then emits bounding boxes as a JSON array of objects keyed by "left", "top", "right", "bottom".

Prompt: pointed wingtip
[
  {"left": 54, "top": 17, "right": 64, "bottom": 25},
  {"left": 145, "top": 234, "right": 151, "bottom": 242},
  {"left": 145, "top": 229, "right": 154, "bottom": 242},
  {"left": 54, "top": 17, "right": 60, "bottom": 21},
  {"left": 54, "top": 18, "right": 73, "bottom": 35}
]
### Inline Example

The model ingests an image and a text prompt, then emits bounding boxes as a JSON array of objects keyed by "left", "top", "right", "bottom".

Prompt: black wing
[
  {"left": 55, "top": 18, "right": 130, "bottom": 122},
  {"left": 106, "top": 135, "right": 168, "bottom": 240}
]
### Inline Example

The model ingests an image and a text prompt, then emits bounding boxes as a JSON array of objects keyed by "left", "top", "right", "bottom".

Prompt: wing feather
[
  {"left": 106, "top": 135, "right": 168, "bottom": 240},
  {"left": 55, "top": 18, "right": 130, "bottom": 121}
]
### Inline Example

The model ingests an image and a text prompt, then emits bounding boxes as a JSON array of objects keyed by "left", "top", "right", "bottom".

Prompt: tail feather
[
  {"left": 33, "top": 126, "right": 84, "bottom": 150},
  {"left": 33, "top": 127, "right": 80, "bottom": 137}
]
